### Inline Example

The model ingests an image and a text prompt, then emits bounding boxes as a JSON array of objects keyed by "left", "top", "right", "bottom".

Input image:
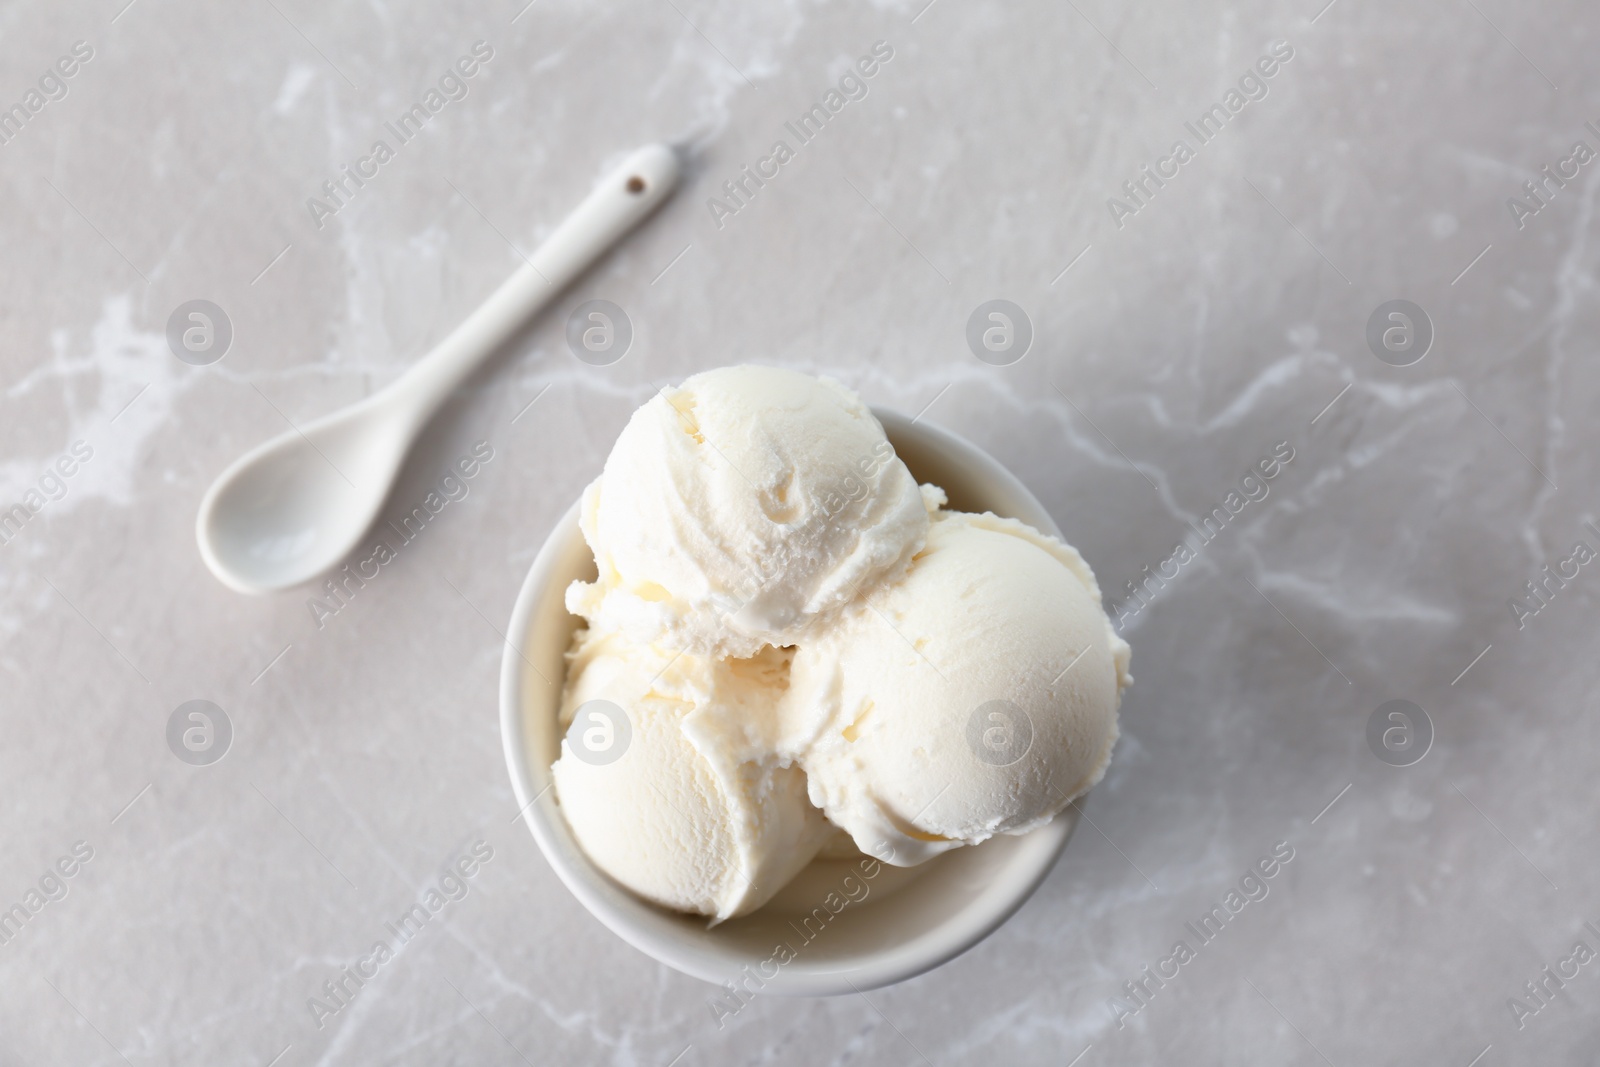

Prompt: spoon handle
[{"left": 388, "top": 143, "right": 681, "bottom": 425}]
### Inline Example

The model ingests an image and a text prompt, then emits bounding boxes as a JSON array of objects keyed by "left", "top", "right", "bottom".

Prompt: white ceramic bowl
[{"left": 500, "top": 409, "right": 1081, "bottom": 995}]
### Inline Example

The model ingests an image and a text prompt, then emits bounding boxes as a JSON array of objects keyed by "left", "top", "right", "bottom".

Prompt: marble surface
[{"left": 2, "top": 0, "right": 1598, "bottom": 1063}]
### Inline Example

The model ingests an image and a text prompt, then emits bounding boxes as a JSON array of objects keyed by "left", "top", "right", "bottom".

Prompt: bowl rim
[{"left": 499, "top": 407, "right": 1084, "bottom": 995}]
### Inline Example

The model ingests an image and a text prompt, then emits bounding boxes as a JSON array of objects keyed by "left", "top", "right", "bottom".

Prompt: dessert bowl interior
[{"left": 500, "top": 408, "right": 1081, "bottom": 995}]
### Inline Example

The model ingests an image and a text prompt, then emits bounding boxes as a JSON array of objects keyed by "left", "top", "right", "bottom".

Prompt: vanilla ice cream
[
  {"left": 551, "top": 367, "right": 1130, "bottom": 920},
  {"left": 778, "top": 510, "right": 1132, "bottom": 866},
  {"left": 551, "top": 629, "right": 833, "bottom": 921},
  {"left": 566, "top": 365, "right": 929, "bottom": 658}
]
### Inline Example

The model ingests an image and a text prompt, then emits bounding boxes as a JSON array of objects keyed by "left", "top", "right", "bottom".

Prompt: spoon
[{"left": 196, "top": 143, "right": 680, "bottom": 594}]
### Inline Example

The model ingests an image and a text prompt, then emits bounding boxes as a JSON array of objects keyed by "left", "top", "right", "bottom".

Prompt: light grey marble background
[{"left": 2, "top": 0, "right": 1596, "bottom": 1063}]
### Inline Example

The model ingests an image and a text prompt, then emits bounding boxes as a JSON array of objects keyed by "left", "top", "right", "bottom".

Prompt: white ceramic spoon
[{"left": 196, "top": 144, "right": 680, "bottom": 594}]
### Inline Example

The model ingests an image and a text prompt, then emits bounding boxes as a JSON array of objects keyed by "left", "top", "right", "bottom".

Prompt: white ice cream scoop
[
  {"left": 550, "top": 631, "right": 833, "bottom": 922},
  {"left": 779, "top": 509, "right": 1132, "bottom": 866},
  {"left": 565, "top": 365, "right": 931, "bottom": 658},
  {"left": 196, "top": 143, "right": 680, "bottom": 594}
]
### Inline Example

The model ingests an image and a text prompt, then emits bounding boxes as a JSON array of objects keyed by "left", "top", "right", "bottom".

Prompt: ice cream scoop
[
  {"left": 550, "top": 629, "right": 832, "bottom": 921},
  {"left": 779, "top": 509, "right": 1131, "bottom": 866},
  {"left": 566, "top": 365, "right": 928, "bottom": 658}
]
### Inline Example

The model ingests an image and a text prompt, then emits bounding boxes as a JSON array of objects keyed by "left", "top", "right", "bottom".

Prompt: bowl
[{"left": 499, "top": 408, "right": 1081, "bottom": 995}]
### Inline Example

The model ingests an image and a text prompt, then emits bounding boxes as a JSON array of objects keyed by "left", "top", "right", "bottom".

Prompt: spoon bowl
[{"left": 196, "top": 395, "right": 412, "bottom": 593}]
